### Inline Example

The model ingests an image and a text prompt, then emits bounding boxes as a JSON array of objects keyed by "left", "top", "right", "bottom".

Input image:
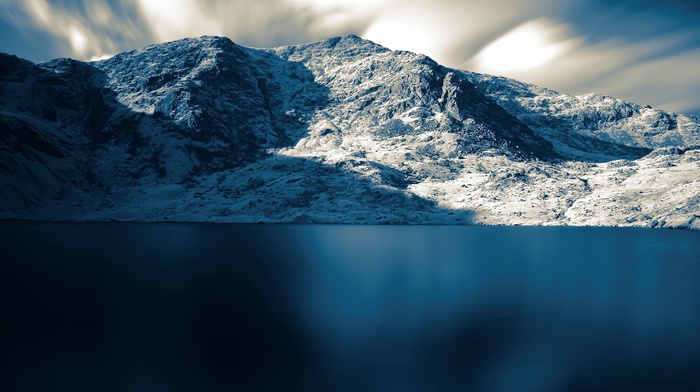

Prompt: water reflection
[{"left": 1, "top": 222, "right": 699, "bottom": 391}]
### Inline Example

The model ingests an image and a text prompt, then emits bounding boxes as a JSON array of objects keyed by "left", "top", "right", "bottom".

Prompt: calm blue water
[{"left": 1, "top": 222, "right": 699, "bottom": 391}]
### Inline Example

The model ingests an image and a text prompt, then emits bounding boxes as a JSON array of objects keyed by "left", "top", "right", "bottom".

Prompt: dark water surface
[{"left": 1, "top": 222, "right": 699, "bottom": 391}]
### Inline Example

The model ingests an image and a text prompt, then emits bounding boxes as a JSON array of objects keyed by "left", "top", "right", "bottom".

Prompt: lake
[{"left": 1, "top": 222, "right": 699, "bottom": 391}]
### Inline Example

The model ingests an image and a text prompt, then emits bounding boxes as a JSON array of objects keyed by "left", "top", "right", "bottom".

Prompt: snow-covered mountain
[{"left": 1, "top": 35, "right": 699, "bottom": 228}]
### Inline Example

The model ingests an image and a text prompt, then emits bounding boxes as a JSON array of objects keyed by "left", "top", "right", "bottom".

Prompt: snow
[{"left": 1, "top": 35, "right": 699, "bottom": 229}]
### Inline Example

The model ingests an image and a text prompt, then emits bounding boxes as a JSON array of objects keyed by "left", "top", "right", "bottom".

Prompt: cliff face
[{"left": 1, "top": 35, "right": 698, "bottom": 228}]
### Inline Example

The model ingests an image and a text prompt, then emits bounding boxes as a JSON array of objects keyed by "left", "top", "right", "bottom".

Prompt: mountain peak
[
  {"left": 321, "top": 33, "right": 387, "bottom": 52},
  {"left": 269, "top": 34, "right": 389, "bottom": 68},
  {"left": 1, "top": 35, "right": 699, "bottom": 229},
  {"left": 106, "top": 35, "right": 238, "bottom": 61}
]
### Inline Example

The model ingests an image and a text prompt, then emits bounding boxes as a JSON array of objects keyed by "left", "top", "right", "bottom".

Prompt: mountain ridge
[{"left": 1, "top": 35, "right": 698, "bottom": 228}]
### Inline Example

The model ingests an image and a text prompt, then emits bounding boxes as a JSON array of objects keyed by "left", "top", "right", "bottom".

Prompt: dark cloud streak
[
  {"left": 0, "top": 0, "right": 698, "bottom": 115},
  {"left": 0, "top": 13, "right": 62, "bottom": 61}
]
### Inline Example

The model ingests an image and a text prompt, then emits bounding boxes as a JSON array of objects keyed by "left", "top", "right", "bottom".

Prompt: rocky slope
[{"left": 1, "top": 35, "right": 698, "bottom": 229}]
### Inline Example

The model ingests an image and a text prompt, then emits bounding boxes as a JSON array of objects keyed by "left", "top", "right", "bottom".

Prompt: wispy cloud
[
  {"left": 132, "top": 0, "right": 221, "bottom": 43},
  {"left": 0, "top": 0, "right": 698, "bottom": 115},
  {"left": 455, "top": 6, "right": 700, "bottom": 115},
  {"left": 130, "top": 0, "right": 377, "bottom": 49},
  {"left": 467, "top": 18, "right": 577, "bottom": 75},
  {"left": 0, "top": 0, "right": 149, "bottom": 60}
]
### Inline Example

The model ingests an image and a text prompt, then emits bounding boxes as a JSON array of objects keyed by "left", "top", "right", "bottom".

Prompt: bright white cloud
[
  {"left": 88, "top": 2, "right": 117, "bottom": 27},
  {"left": 470, "top": 19, "right": 573, "bottom": 74},
  {"left": 22, "top": 0, "right": 94, "bottom": 57},
  {"left": 470, "top": 25, "right": 700, "bottom": 114},
  {"left": 89, "top": 53, "right": 115, "bottom": 62},
  {"left": 133, "top": 0, "right": 223, "bottom": 43},
  {"left": 4, "top": 0, "right": 145, "bottom": 60},
  {"left": 131, "top": 0, "right": 349, "bottom": 48},
  {"left": 359, "top": 0, "right": 545, "bottom": 67},
  {"left": 0, "top": 0, "right": 698, "bottom": 115},
  {"left": 563, "top": 41, "right": 700, "bottom": 114},
  {"left": 26, "top": 0, "right": 50, "bottom": 25},
  {"left": 362, "top": 2, "right": 470, "bottom": 64},
  {"left": 287, "top": 0, "right": 387, "bottom": 37},
  {"left": 68, "top": 25, "right": 89, "bottom": 54}
]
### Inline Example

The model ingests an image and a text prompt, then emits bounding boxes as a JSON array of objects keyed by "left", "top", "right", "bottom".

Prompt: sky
[{"left": 1, "top": 0, "right": 699, "bottom": 116}]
